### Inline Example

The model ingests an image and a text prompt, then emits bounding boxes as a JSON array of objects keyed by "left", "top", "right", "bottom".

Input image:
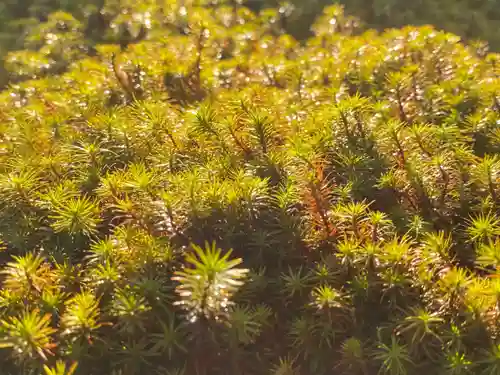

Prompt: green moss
[{"left": 0, "top": 1, "right": 500, "bottom": 375}]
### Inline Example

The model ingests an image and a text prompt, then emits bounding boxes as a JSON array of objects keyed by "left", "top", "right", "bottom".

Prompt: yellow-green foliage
[
  {"left": 0, "top": 1, "right": 500, "bottom": 375},
  {"left": 286, "top": 0, "right": 500, "bottom": 50}
]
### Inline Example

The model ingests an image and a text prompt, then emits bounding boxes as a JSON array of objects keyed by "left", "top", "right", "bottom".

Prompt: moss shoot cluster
[{"left": 1, "top": 1, "right": 500, "bottom": 375}]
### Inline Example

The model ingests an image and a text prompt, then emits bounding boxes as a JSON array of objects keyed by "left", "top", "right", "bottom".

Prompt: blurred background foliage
[
  {"left": 1, "top": 0, "right": 500, "bottom": 72},
  {"left": 2, "top": 0, "right": 500, "bottom": 45}
]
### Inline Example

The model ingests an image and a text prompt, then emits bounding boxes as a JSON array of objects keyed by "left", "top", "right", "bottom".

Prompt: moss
[{"left": 0, "top": 2, "right": 500, "bottom": 375}]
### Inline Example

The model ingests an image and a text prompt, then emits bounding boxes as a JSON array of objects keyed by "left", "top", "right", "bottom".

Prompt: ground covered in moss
[{"left": 1, "top": 1, "right": 500, "bottom": 375}]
